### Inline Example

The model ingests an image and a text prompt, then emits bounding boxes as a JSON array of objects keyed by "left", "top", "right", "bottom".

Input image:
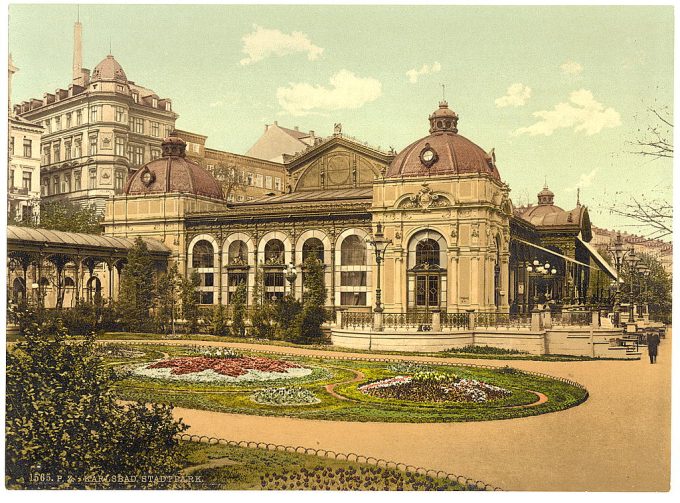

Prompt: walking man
[{"left": 647, "top": 331, "right": 661, "bottom": 364}]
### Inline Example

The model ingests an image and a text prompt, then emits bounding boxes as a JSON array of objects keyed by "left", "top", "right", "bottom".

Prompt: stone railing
[{"left": 476, "top": 313, "right": 531, "bottom": 330}]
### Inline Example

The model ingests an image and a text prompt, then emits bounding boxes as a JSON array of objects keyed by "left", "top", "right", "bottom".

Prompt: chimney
[
  {"left": 8, "top": 53, "right": 18, "bottom": 114},
  {"left": 309, "top": 130, "right": 315, "bottom": 140},
  {"left": 265, "top": 124, "right": 269, "bottom": 131},
  {"left": 73, "top": 21, "right": 83, "bottom": 85},
  {"left": 274, "top": 120, "right": 278, "bottom": 126},
  {"left": 294, "top": 126, "right": 299, "bottom": 131}
]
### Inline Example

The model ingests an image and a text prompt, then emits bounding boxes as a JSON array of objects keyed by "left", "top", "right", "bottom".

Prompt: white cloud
[
  {"left": 512, "top": 89, "right": 621, "bottom": 137},
  {"left": 566, "top": 168, "right": 598, "bottom": 192},
  {"left": 239, "top": 25, "right": 323, "bottom": 65},
  {"left": 405, "top": 61, "right": 441, "bottom": 84},
  {"left": 495, "top": 83, "right": 532, "bottom": 108},
  {"left": 560, "top": 59, "right": 583, "bottom": 76},
  {"left": 276, "top": 70, "right": 382, "bottom": 116}
]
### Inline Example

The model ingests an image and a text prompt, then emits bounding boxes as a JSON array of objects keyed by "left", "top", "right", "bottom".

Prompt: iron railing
[
  {"left": 441, "top": 312, "right": 470, "bottom": 330},
  {"left": 476, "top": 313, "right": 531, "bottom": 329},
  {"left": 551, "top": 311, "right": 592, "bottom": 327},
  {"left": 383, "top": 311, "right": 433, "bottom": 330},
  {"left": 341, "top": 311, "right": 373, "bottom": 329}
]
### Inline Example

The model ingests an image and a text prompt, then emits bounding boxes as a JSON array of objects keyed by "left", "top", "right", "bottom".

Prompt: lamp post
[
  {"left": 526, "top": 259, "right": 557, "bottom": 310},
  {"left": 365, "top": 222, "right": 392, "bottom": 313},
  {"left": 635, "top": 262, "right": 649, "bottom": 321},
  {"left": 626, "top": 250, "right": 641, "bottom": 323},
  {"left": 284, "top": 262, "right": 297, "bottom": 299},
  {"left": 607, "top": 233, "right": 634, "bottom": 326}
]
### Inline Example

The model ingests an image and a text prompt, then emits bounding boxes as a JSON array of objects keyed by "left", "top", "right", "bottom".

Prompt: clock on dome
[{"left": 419, "top": 143, "right": 438, "bottom": 168}]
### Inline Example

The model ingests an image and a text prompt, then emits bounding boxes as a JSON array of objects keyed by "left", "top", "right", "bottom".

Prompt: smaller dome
[
  {"left": 91, "top": 55, "right": 128, "bottom": 83},
  {"left": 429, "top": 100, "right": 459, "bottom": 133},
  {"left": 124, "top": 132, "right": 224, "bottom": 200},
  {"left": 537, "top": 185, "right": 555, "bottom": 205}
]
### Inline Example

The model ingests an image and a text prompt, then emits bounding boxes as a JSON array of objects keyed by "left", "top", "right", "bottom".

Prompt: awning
[{"left": 514, "top": 236, "right": 618, "bottom": 280}]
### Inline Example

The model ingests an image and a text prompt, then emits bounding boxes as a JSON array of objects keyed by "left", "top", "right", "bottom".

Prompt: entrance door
[{"left": 416, "top": 273, "right": 439, "bottom": 310}]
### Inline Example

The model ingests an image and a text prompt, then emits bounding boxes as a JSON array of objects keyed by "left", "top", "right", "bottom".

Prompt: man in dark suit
[{"left": 647, "top": 332, "right": 661, "bottom": 364}]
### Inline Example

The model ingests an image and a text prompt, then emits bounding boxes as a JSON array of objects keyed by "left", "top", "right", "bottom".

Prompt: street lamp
[
  {"left": 365, "top": 222, "right": 392, "bottom": 313},
  {"left": 636, "top": 262, "right": 649, "bottom": 320},
  {"left": 284, "top": 262, "right": 297, "bottom": 299},
  {"left": 607, "top": 233, "right": 634, "bottom": 325},
  {"left": 626, "top": 250, "right": 641, "bottom": 323},
  {"left": 526, "top": 259, "right": 557, "bottom": 310}
]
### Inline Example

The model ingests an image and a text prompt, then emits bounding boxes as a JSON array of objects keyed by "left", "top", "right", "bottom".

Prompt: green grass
[
  {"left": 110, "top": 344, "right": 588, "bottom": 423},
  {"left": 178, "top": 441, "right": 478, "bottom": 490}
]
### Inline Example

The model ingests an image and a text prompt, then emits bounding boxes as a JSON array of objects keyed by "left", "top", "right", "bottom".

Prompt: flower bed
[
  {"left": 251, "top": 387, "right": 320, "bottom": 406},
  {"left": 94, "top": 344, "right": 144, "bottom": 359},
  {"left": 359, "top": 372, "right": 511, "bottom": 403},
  {"left": 130, "top": 356, "right": 312, "bottom": 383}
]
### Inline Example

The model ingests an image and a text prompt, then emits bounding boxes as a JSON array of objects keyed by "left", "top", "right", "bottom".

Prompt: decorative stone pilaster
[
  {"left": 373, "top": 310, "right": 384, "bottom": 332},
  {"left": 531, "top": 309, "right": 543, "bottom": 332},
  {"left": 431, "top": 310, "right": 441, "bottom": 332}
]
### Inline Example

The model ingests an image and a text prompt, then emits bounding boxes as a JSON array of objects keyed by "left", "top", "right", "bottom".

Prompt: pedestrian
[{"left": 647, "top": 331, "right": 660, "bottom": 364}]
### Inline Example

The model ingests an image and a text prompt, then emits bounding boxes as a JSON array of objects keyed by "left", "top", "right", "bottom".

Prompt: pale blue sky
[{"left": 8, "top": 4, "right": 674, "bottom": 237}]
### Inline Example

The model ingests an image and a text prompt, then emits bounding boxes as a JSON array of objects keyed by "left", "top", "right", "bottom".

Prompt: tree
[
  {"left": 629, "top": 106, "right": 673, "bottom": 160},
  {"left": 117, "top": 237, "right": 155, "bottom": 332},
  {"left": 230, "top": 282, "right": 248, "bottom": 338},
  {"left": 250, "top": 268, "right": 275, "bottom": 339},
  {"left": 16, "top": 200, "right": 103, "bottom": 234},
  {"left": 6, "top": 319, "right": 188, "bottom": 489},
  {"left": 292, "top": 256, "right": 327, "bottom": 344},
  {"left": 154, "top": 263, "right": 182, "bottom": 335},
  {"left": 180, "top": 272, "right": 200, "bottom": 334},
  {"left": 619, "top": 253, "right": 672, "bottom": 322},
  {"left": 210, "top": 304, "right": 229, "bottom": 337},
  {"left": 208, "top": 163, "right": 247, "bottom": 202}
]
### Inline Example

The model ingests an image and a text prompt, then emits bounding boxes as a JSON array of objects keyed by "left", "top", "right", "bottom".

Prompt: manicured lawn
[
  {"left": 109, "top": 343, "right": 588, "bottom": 423},
  {"left": 178, "top": 441, "right": 480, "bottom": 490}
]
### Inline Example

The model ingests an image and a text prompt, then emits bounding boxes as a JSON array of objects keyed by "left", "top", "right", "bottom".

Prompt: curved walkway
[{"left": 111, "top": 336, "right": 671, "bottom": 491}]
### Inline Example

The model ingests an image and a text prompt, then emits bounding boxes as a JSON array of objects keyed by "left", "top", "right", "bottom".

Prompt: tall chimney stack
[{"left": 73, "top": 19, "right": 83, "bottom": 85}]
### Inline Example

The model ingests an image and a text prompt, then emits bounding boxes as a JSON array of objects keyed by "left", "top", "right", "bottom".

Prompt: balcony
[{"left": 9, "top": 187, "right": 29, "bottom": 196}]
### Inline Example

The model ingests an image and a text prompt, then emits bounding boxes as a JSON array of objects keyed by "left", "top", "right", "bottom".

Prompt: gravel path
[{"left": 110, "top": 335, "right": 671, "bottom": 491}]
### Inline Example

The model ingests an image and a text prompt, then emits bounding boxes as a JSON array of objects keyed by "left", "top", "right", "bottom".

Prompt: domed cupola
[
  {"left": 428, "top": 100, "right": 459, "bottom": 134},
  {"left": 124, "top": 132, "right": 224, "bottom": 200},
  {"left": 537, "top": 185, "right": 555, "bottom": 205},
  {"left": 385, "top": 102, "right": 500, "bottom": 180},
  {"left": 91, "top": 54, "right": 128, "bottom": 83}
]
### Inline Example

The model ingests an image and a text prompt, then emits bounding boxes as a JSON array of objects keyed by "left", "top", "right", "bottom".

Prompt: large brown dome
[
  {"left": 386, "top": 101, "right": 500, "bottom": 180},
  {"left": 91, "top": 54, "right": 128, "bottom": 83},
  {"left": 125, "top": 132, "right": 224, "bottom": 200}
]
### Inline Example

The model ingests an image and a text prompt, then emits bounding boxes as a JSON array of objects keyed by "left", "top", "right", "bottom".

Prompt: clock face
[
  {"left": 422, "top": 149, "right": 434, "bottom": 162},
  {"left": 141, "top": 172, "right": 152, "bottom": 183}
]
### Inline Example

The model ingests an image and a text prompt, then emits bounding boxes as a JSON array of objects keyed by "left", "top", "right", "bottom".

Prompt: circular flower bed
[
  {"left": 130, "top": 356, "right": 312, "bottom": 383},
  {"left": 359, "top": 371, "right": 511, "bottom": 403},
  {"left": 251, "top": 387, "right": 320, "bottom": 406},
  {"left": 94, "top": 344, "right": 144, "bottom": 359}
]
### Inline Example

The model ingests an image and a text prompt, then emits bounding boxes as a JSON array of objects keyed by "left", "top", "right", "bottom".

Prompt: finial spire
[
  {"left": 577, "top": 188, "right": 581, "bottom": 207},
  {"left": 77, "top": 4, "right": 79, "bottom": 22},
  {"left": 441, "top": 83, "right": 446, "bottom": 101}
]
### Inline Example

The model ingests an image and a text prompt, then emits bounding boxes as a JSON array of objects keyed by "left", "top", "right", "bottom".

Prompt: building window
[
  {"left": 151, "top": 121, "right": 159, "bottom": 137},
  {"left": 227, "top": 193, "right": 234, "bottom": 202},
  {"left": 274, "top": 177, "right": 281, "bottom": 191},
  {"left": 74, "top": 137, "right": 82, "bottom": 158},
  {"left": 45, "top": 120, "right": 51, "bottom": 134},
  {"left": 264, "top": 239, "right": 285, "bottom": 265},
  {"left": 115, "top": 106, "right": 125, "bottom": 122},
  {"left": 89, "top": 136, "right": 98, "bottom": 156},
  {"left": 41, "top": 178, "right": 48, "bottom": 196},
  {"left": 192, "top": 240, "right": 215, "bottom": 268},
  {"left": 9, "top": 169, "right": 14, "bottom": 188},
  {"left": 165, "top": 102, "right": 171, "bottom": 111},
  {"left": 55, "top": 116, "right": 61, "bottom": 131},
  {"left": 88, "top": 169, "right": 97, "bottom": 189},
  {"left": 256, "top": 174, "right": 264, "bottom": 188},
  {"left": 90, "top": 107, "right": 98, "bottom": 123},
  {"left": 115, "top": 137, "right": 125, "bottom": 156},
  {"left": 133, "top": 145, "right": 144, "bottom": 165},
  {"left": 114, "top": 170, "right": 125, "bottom": 193},
  {"left": 236, "top": 195, "right": 244, "bottom": 202},
  {"left": 53, "top": 142, "right": 61, "bottom": 163},
  {"left": 341, "top": 235, "right": 367, "bottom": 265},
  {"left": 131, "top": 117, "right": 144, "bottom": 134},
  {"left": 62, "top": 174, "right": 71, "bottom": 193},
  {"left": 10, "top": 137, "right": 14, "bottom": 156},
  {"left": 247, "top": 172, "right": 253, "bottom": 186},
  {"left": 52, "top": 176, "right": 59, "bottom": 195},
  {"left": 152, "top": 97, "right": 158, "bottom": 108},
  {"left": 76, "top": 110, "right": 82, "bottom": 125},
  {"left": 22, "top": 172, "right": 32, "bottom": 191},
  {"left": 132, "top": 92, "right": 139, "bottom": 103},
  {"left": 66, "top": 113, "right": 72, "bottom": 128},
  {"left": 74, "top": 171, "right": 81, "bottom": 191},
  {"left": 151, "top": 149, "right": 160, "bottom": 160},
  {"left": 23, "top": 139, "right": 31, "bottom": 158},
  {"left": 265, "top": 175, "right": 273, "bottom": 189},
  {"left": 116, "top": 84, "right": 124, "bottom": 93},
  {"left": 43, "top": 145, "right": 51, "bottom": 165},
  {"left": 64, "top": 141, "right": 72, "bottom": 160}
]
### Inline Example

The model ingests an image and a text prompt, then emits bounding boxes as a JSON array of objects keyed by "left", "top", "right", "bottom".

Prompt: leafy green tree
[
  {"left": 6, "top": 318, "right": 188, "bottom": 489},
  {"left": 180, "top": 272, "right": 200, "bottom": 334},
  {"left": 154, "top": 263, "right": 181, "bottom": 335},
  {"left": 230, "top": 282, "right": 248, "bottom": 338},
  {"left": 117, "top": 237, "right": 155, "bottom": 332},
  {"left": 210, "top": 304, "right": 229, "bottom": 337},
  {"left": 620, "top": 253, "right": 672, "bottom": 322},
  {"left": 276, "top": 295, "right": 302, "bottom": 341},
  {"left": 293, "top": 256, "right": 327, "bottom": 344},
  {"left": 16, "top": 200, "right": 103, "bottom": 234},
  {"left": 250, "top": 268, "right": 275, "bottom": 339}
]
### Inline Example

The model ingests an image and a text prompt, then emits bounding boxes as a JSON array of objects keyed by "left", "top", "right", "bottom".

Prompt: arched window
[
  {"left": 302, "top": 238, "right": 324, "bottom": 262},
  {"left": 341, "top": 235, "right": 366, "bottom": 265},
  {"left": 63, "top": 277, "right": 76, "bottom": 287},
  {"left": 228, "top": 240, "right": 248, "bottom": 265},
  {"left": 192, "top": 240, "right": 214, "bottom": 268},
  {"left": 416, "top": 239, "right": 440, "bottom": 267},
  {"left": 264, "top": 239, "right": 285, "bottom": 265}
]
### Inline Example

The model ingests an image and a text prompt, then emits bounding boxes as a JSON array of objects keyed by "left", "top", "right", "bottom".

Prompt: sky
[{"left": 6, "top": 4, "right": 674, "bottom": 239}]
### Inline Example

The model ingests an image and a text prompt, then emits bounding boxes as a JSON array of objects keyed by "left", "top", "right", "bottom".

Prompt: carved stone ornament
[
  {"left": 399, "top": 183, "right": 448, "bottom": 211},
  {"left": 471, "top": 224, "right": 480, "bottom": 242}
]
